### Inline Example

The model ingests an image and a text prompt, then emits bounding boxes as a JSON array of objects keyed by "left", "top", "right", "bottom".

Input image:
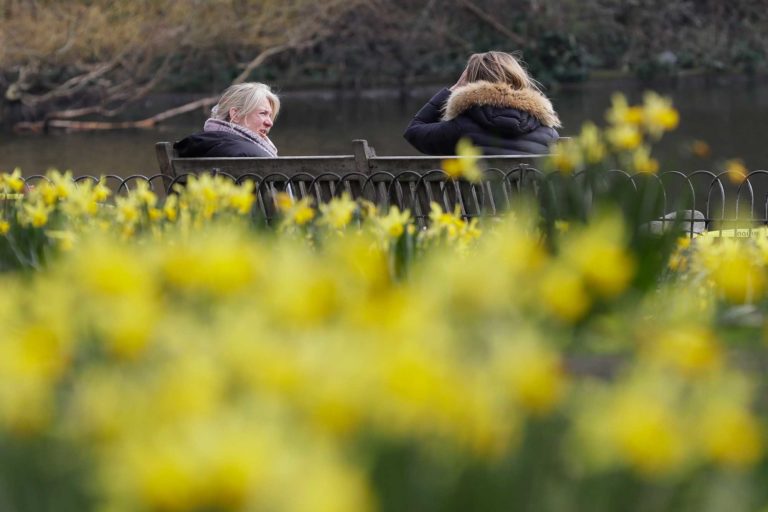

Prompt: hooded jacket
[
  {"left": 174, "top": 131, "right": 274, "bottom": 158},
  {"left": 403, "top": 81, "right": 561, "bottom": 155}
]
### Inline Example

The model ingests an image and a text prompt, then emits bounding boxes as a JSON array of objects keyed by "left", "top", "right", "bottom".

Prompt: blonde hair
[
  {"left": 464, "top": 51, "right": 541, "bottom": 92},
  {"left": 211, "top": 82, "right": 280, "bottom": 122}
]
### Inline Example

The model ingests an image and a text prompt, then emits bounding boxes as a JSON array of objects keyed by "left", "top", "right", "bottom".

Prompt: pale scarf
[{"left": 203, "top": 117, "right": 278, "bottom": 157}]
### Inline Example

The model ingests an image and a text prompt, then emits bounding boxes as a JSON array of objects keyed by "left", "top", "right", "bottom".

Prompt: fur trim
[{"left": 442, "top": 81, "right": 561, "bottom": 128}]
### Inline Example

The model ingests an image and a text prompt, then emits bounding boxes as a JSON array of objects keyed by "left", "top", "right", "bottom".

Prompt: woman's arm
[{"left": 403, "top": 88, "right": 463, "bottom": 155}]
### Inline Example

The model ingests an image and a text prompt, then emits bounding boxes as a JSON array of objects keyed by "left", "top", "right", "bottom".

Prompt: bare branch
[
  {"left": 54, "top": 17, "right": 77, "bottom": 56},
  {"left": 14, "top": 95, "right": 218, "bottom": 133},
  {"left": 20, "top": 48, "right": 128, "bottom": 106},
  {"left": 142, "top": 95, "right": 218, "bottom": 125},
  {"left": 232, "top": 43, "right": 294, "bottom": 85},
  {"left": 457, "top": 0, "right": 527, "bottom": 47}
]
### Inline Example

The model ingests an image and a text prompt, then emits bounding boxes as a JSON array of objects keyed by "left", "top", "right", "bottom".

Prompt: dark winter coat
[
  {"left": 403, "top": 81, "right": 561, "bottom": 156},
  {"left": 173, "top": 131, "right": 274, "bottom": 158}
]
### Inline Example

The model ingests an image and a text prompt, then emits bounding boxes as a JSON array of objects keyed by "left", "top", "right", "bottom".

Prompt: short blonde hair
[
  {"left": 465, "top": 51, "right": 541, "bottom": 92},
  {"left": 211, "top": 82, "right": 280, "bottom": 122}
]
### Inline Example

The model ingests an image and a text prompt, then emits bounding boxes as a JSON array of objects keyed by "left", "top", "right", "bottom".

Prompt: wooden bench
[
  {"left": 153, "top": 140, "right": 736, "bottom": 236},
  {"left": 155, "top": 139, "right": 546, "bottom": 224}
]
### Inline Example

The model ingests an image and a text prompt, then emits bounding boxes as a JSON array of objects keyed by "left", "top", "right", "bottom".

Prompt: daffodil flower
[{"left": 442, "top": 138, "right": 483, "bottom": 182}]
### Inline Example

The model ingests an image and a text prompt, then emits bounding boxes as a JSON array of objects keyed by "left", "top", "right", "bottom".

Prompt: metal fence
[{"left": 20, "top": 167, "right": 768, "bottom": 234}]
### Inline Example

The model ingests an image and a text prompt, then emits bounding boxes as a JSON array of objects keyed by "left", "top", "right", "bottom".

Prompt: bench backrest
[{"left": 155, "top": 139, "right": 546, "bottom": 224}]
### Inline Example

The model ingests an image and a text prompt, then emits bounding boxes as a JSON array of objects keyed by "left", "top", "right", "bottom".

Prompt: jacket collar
[
  {"left": 203, "top": 118, "right": 278, "bottom": 157},
  {"left": 442, "top": 81, "right": 561, "bottom": 128}
]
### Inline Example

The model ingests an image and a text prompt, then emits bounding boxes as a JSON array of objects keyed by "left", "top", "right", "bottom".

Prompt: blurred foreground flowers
[{"left": 1, "top": 175, "right": 767, "bottom": 512}]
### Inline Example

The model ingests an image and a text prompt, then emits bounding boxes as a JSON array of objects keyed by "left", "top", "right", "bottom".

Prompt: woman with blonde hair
[
  {"left": 175, "top": 82, "right": 280, "bottom": 157},
  {"left": 404, "top": 51, "right": 560, "bottom": 155}
]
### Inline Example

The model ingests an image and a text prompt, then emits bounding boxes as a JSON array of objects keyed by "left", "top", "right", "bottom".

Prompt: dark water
[{"left": 2, "top": 77, "right": 767, "bottom": 177}]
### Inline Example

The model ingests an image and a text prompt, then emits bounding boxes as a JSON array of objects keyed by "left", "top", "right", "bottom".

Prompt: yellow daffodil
[
  {"left": 319, "top": 193, "right": 357, "bottom": 229},
  {"left": 49, "top": 169, "right": 74, "bottom": 200},
  {"left": 22, "top": 201, "right": 51, "bottom": 228},
  {"left": 279, "top": 196, "right": 315, "bottom": 227},
  {"left": 93, "top": 178, "right": 111, "bottom": 202},
  {"left": 148, "top": 207, "right": 163, "bottom": 222},
  {"left": 642, "top": 91, "right": 679, "bottom": 138},
  {"left": 562, "top": 215, "right": 635, "bottom": 298},
  {"left": 548, "top": 137, "right": 584, "bottom": 174},
  {"left": 227, "top": 183, "right": 256, "bottom": 215},
  {"left": 36, "top": 182, "right": 59, "bottom": 206},
  {"left": 606, "top": 93, "right": 644, "bottom": 126},
  {"left": 115, "top": 196, "right": 140, "bottom": 225},
  {"left": 163, "top": 194, "right": 179, "bottom": 222},
  {"left": 47, "top": 230, "right": 76, "bottom": 251},
  {"left": 442, "top": 138, "right": 483, "bottom": 182},
  {"left": 632, "top": 145, "right": 659, "bottom": 174},
  {"left": 376, "top": 205, "right": 412, "bottom": 239},
  {"left": 609, "top": 393, "right": 687, "bottom": 477},
  {"left": 578, "top": 122, "right": 607, "bottom": 164},
  {"left": 133, "top": 180, "right": 158, "bottom": 208},
  {"left": 700, "top": 404, "right": 763, "bottom": 468},
  {"left": 1, "top": 168, "right": 25, "bottom": 193},
  {"left": 427, "top": 202, "right": 467, "bottom": 240},
  {"left": 725, "top": 158, "right": 748, "bottom": 184},
  {"left": 606, "top": 123, "right": 642, "bottom": 151},
  {"left": 702, "top": 240, "right": 766, "bottom": 303},
  {"left": 643, "top": 325, "right": 721, "bottom": 376},
  {"left": 539, "top": 264, "right": 591, "bottom": 322},
  {"left": 292, "top": 199, "right": 316, "bottom": 226},
  {"left": 498, "top": 339, "right": 567, "bottom": 416},
  {"left": 667, "top": 237, "right": 692, "bottom": 272},
  {"left": 162, "top": 231, "right": 258, "bottom": 297},
  {"left": 61, "top": 183, "right": 100, "bottom": 218},
  {"left": 275, "top": 191, "right": 294, "bottom": 212}
]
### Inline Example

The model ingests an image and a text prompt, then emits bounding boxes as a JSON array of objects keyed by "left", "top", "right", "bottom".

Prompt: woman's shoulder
[
  {"left": 174, "top": 131, "right": 267, "bottom": 158},
  {"left": 442, "top": 81, "right": 561, "bottom": 129}
]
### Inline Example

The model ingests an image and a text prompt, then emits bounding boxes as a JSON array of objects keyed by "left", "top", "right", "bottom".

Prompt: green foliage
[
  {"left": 526, "top": 32, "right": 591, "bottom": 86},
  {"left": 0, "top": 435, "right": 94, "bottom": 511},
  {"left": 732, "top": 42, "right": 766, "bottom": 75}
]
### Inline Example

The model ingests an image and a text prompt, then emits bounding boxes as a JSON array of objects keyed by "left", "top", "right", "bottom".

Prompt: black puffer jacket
[
  {"left": 404, "top": 81, "right": 561, "bottom": 155},
  {"left": 174, "top": 131, "right": 273, "bottom": 158}
]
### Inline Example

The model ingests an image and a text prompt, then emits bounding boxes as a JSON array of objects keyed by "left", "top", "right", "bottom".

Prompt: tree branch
[
  {"left": 6, "top": 1, "right": 361, "bottom": 132},
  {"left": 13, "top": 95, "right": 219, "bottom": 133},
  {"left": 19, "top": 49, "right": 127, "bottom": 106},
  {"left": 232, "top": 43, "right": 294, "bottom": 84},
  {"left": 457, "top": 0, "right": 527, "bottom": 47}
]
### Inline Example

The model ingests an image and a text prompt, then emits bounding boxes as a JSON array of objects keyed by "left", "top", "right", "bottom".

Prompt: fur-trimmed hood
[{"left": 442, "top": 81, "right": 561, "bottom": 128}]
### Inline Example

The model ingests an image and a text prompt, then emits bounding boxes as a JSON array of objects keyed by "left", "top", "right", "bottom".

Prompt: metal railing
[{"left": 18, "top": 167, "right": 768, "bottom": 234}]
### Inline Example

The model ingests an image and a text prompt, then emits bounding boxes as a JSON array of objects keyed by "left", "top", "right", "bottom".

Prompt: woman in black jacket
[
  {"left": 174, "top": 82, "right": 280, "bottom": 158},
  {"left": 404, "top": 51, "right": 560, "bottom": 155}
]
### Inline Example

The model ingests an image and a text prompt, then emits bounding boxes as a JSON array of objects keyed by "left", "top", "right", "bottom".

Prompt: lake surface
[{"left": 1, "top": 76, "right": 767, "bottom": 177}]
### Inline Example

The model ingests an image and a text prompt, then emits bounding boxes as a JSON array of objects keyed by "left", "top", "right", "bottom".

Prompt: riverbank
[
  {"left": 2, "top": 75, "right": 767, "bottom": 177},
  {"left": 124, "top": 70, "right": 768, "bottom": 114},
  {"left": 4, "top": 70, "right": 766, "bottom": 132}
]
